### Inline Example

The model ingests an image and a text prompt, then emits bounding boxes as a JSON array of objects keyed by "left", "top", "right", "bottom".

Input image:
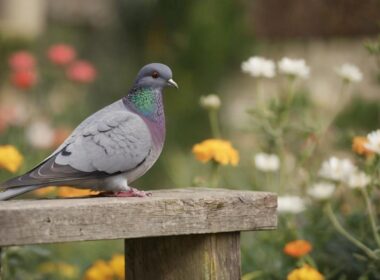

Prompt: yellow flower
[
  {"left": 287, "top": 265, "right": 324, "bottom": 280},
  {"left": 58, "top": 186, "right": 97, "bottom": 198},
  {"left": 83, "top": 260, "right": 114, "bottom": 280},
  {"left": 39, "top": 261, "right": 78, "bottom": 278},
  {"left": 192, "top": 139, "right": 239, "bottom": 166},
  {"left": 109, "top": 254, "right": 125, "bottom": 280},
  {"left": 0, "top": 145, "right": 23, "bottom": 173}
]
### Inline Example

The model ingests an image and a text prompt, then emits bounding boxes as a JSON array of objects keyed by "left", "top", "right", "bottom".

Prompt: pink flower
[
  {"left": 67, "top": 60, "right": 97, "bottom": 83},
  {"left": 48, "top": 44, "right": 76, "bottom": 65},
  {"left": 10, "top": 70, "right": 37, "bottom": 89},
  {"left": 8, "top": 51, "right": 36, "bottom": 71}
]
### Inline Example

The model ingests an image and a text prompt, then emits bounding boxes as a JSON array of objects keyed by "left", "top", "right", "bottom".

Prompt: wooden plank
[
  {"left": 125, "top": 232, "right": 241, "bottom": 280},
  {"left": 0, "top": 188, "right": 277, "bottom": 246}
]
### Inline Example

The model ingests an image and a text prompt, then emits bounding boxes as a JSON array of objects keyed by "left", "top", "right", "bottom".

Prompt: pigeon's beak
[{"left": 167, "top": 79, "right": 178, "bottom": 89}]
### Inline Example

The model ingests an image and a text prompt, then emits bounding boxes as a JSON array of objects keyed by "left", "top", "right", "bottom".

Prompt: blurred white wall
[{"left": 0, "top": 0, "right": 47, "bottom": 38}]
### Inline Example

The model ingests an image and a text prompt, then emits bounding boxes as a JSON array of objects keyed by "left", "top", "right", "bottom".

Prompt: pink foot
[{"left": 101, "top": 188, "right": 152, "bottom": 198}]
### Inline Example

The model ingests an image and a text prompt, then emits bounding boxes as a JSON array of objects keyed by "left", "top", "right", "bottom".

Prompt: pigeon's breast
[{"left": 125, "top": 116, "right": 165, "bottom": 183}]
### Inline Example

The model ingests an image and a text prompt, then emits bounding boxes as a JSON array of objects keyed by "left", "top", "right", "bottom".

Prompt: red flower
[
  {"left": 48, "top": 44, "right": 76, "bottom": 65},
  {"left": 8, "top": 51, "right": 36, "bottom": 71},
  {"left": 10, "top": 70, "right": 37, "bottom": 89},
  {"left": 67, "top": 60, "right": 97, "bottom": 83}
]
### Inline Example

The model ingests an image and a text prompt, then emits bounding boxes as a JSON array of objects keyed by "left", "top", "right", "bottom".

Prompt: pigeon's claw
[
  {"left": 117, "top": 188, "right": 152, "bottom": 197},
  {"left": 100, "top": 188, "right": 152, "bottom": 197},
  {"left": 101, "top": 188, "right": 152, "bottom": 198}
]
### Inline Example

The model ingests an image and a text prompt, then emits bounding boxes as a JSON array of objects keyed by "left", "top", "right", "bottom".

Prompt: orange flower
[
  {"left": 192, "top": 139, "right": 239, "bottom": 166},
  {"left": 352, "top": 136, "right": 373, "bottom": 157},
  {"left": 57, "top": 186, "right": 97, "bottom": 198},
  {"left": 34, "top": 186, "right": 57, "bottom": 197},
  {"left": 284, "top": 240, "right": 312, "bottom": 258}
]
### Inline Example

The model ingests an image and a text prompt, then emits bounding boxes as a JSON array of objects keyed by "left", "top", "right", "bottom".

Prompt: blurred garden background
[{"left": 0, "top": 0, "right": 380, "bottom": 279}]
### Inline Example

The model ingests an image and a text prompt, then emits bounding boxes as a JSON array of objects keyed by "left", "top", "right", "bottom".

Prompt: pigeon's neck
[{"left": 123, "top": 86, "right": 165, "bottom": 123}]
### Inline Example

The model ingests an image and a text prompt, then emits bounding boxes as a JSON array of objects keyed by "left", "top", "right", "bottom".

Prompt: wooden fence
[{"left": 0, "top": 188, "right": 277, "bottom": 279}]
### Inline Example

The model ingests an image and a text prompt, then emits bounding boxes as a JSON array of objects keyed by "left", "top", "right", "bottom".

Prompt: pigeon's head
[{"left": 134, "top": 63, "right": 178, "bottom": 89}]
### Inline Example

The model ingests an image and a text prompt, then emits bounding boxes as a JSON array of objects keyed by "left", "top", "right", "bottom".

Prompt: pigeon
[{"left": 0, "top": 63, "right": 178, "bottom": 200}]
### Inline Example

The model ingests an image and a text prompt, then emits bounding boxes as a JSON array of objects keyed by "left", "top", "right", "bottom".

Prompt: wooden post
[
  {"left": 125, "top": 232, "right": 240, "bottom": 280},
  {"left": 0, "top": 247, "right": 2, "bottom": 279}
]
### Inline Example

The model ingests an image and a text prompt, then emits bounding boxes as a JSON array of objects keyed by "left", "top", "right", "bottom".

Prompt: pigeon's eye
[{"left": 151, "top": 71, "right": 159, "bottom": 79}]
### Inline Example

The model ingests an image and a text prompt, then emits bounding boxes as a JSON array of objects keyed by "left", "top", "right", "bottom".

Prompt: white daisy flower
[
  {"left": 318, "top": 157, "right": 357, "bottom": 182},
  {"left": 200, "top": 94, "right": 221, "bottom": 110},
  {"left": 278, "top": 196, "right": 306, "bottom": 214},
  {"left": 278, "top": 57, "right": 310, "bottom": 79},
  {"left": 25, "top": 120, "right": 55, "bottom": 149},
  {"left": 347, "top": 171, "right": 371, "bottom": 189},
  {"left": 307, "top": 182, "right": 335, "bottom": 201},
  {"left": 241, "top": 56, "right": 276, "bottom": 78},
  {"left": 365, "top": 130, "right": 380, "bottom": 154},
  {"left": 336, "top": 63, "right": 363, "bottom": 83},
  {"left": 254, "top": 153, "right": 280, "bottom": 172}
]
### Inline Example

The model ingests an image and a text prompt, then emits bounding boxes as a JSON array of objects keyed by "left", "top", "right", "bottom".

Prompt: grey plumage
[{"left": 0, "top": 63, "right": 177, "bottom": 200}]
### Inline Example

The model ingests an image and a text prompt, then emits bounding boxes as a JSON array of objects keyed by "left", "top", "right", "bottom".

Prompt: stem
[
  {"left": 208, "top": 110, "right": 221, "bottom": 138},
  {"left": 280, "top": 76, "right": 296, "bottom": 126},
  {"left": 361, "top": 187, "right": 380, "bottom": 247},
  {"left": 210, "top": 162, "right": 221, "bottom": 188},
  {"left": 255, "top": 79, "right": 263, "bottom": 105},
  {"left": 324, "top": 203, "right": 378, "bottom": 260}
]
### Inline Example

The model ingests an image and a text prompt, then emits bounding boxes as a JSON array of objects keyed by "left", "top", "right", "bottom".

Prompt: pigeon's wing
[{"left": 2, "top": 110, "right": 152, "bottom": 188}]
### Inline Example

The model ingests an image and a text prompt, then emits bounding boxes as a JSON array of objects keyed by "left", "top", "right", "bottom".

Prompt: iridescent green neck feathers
[{"left": 124, "top": 87, "right": 164, "bottom": 121}]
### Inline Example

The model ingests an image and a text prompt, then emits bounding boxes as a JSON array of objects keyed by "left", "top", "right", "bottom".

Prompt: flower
[
  {"left": 108, "top": 254, "right": 125, "bottom": 280},
  {"left": 192, "top": 139, "right": 239, "bottom": 166},
  {"left": 10, "top": 70, "right": 37, "bottom": 89},
  {"left": 278, "top": 57, "right": 310, "bottom": 79},
  {"left": 352, "top": 136, "right": 373, "bottom": 156},
  {"left": 25, "top": 120, "right": 55, "bottom": 149},
  {"left": 0, "top": 145, "right": 23, "bottom": 173},
  {"left": 365, "top": 129, "right": 380, "bottom": 154},
  {"left": 67, "top": 60, "right": 97, "bottom": 83},
  {"left": 57, "top": 187, "right": 96, "bottom": 198},
  {"left": 347, "top": 171, "right": 371, "bottom": 189},
  {"left": 287, "top": 265, "right": 324, "bottom": 280},
  {"left": 278, "top": 196, "right": 305, "bottom": 214},
  {"left": 47, "top": 44, "right": 76, "bottom": 65},
  {"left": 254, "top": 153, "right": 280, "bottom": 172},
  {"left": 8, "top": 51, "right": 36, "bottom": 71},
  {"left": 200, "top": 94, "right": 221, "bottom": 110},
  {"left": 284, "top": 240, "right": 312, "bottom": 258},
  {"left": 34, "top": 186, "right": 57, "bottom": 197},
  {"left": 241, "top": 56, "right": 275, "bottom": 78},
  {"left": 318, "top": 157, "right": 356, "bottom": 182},
  {"left": 84, "top": 260, "right": 114, "bottom": 280},
  {"left": 83, "top": 254, "right": 125, "bottom": 280},
  {"left": 336, "top": 63, "right": 362, "bottom": 83},
  {"left": 307, "top": 182, "right": 335, "bottom": 201}
]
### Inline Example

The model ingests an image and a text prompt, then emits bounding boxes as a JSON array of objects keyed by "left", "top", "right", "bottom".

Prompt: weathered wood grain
[
  {"left": 125, "top": 232, "right": 241, "bottom": 280},
  {"left": 0, "top": 188, "right": 277, "bottom": 246}
]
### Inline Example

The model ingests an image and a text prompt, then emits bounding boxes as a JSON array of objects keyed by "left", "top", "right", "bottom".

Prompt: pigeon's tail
[{"left": 0, "top": 186, "right": 39, "bottom": 201}]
